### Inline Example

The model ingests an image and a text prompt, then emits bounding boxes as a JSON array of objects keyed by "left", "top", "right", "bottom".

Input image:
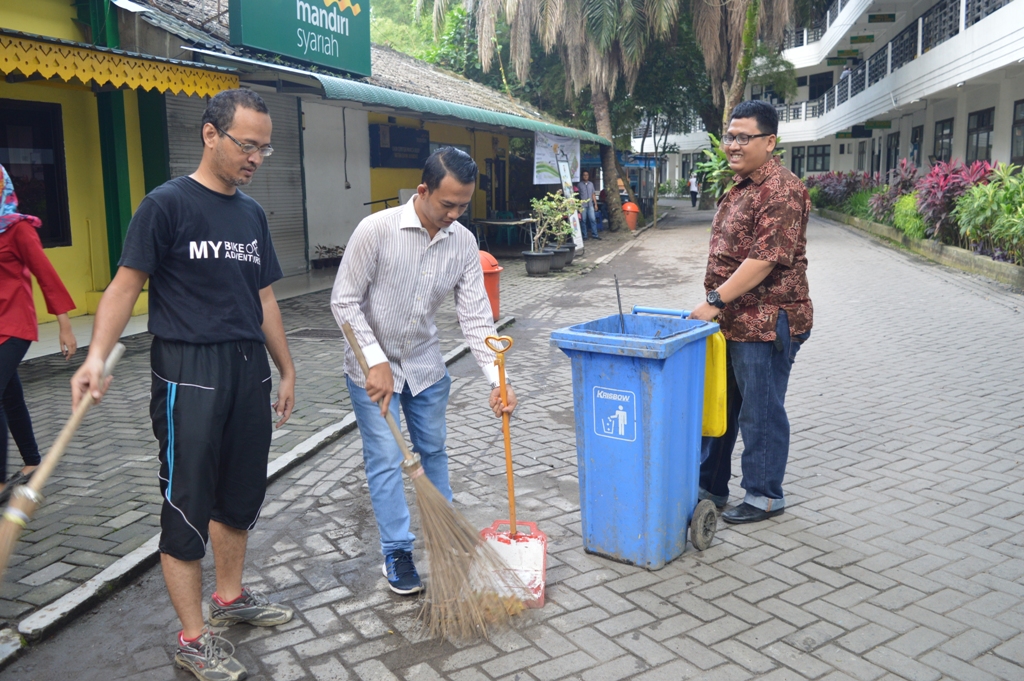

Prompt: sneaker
[
  {"left": 208, "top": 588, "right": 293, "bottom": 627},
  {"left": 382, "top": 549, "right": 423, "bottom": 595},
  {"left": 175, "top": 629, "right": 247, "bottom": 681}
]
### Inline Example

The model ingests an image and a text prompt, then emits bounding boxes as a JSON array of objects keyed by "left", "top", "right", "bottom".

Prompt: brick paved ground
[
  {"left": 0, "top": 227, "right": 625, "bottom": 624},
  {"left": 7, "top": 202, "right": 1024, "bottom": 680}
]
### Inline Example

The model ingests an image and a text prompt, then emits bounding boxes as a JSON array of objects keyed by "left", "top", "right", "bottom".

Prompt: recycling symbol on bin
[{"left": 593, "top": 386, "right": 637, "bottom": 442}]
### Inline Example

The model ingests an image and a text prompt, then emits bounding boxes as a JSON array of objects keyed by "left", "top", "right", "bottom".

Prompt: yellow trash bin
[{"left": 702, "top": 332, "right": 727, "bottom": 437}]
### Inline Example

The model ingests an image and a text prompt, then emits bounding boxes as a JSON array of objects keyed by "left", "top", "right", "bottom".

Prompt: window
[
  {"left": 858, "top": 141, "right": 867, "bottom": 170},
  {"left": 791, "top": 146, "right": 805, "bottom": 178},
  {"left": 0, "top": 99, "right": 71, "bottom": 248},
  {"left": 807, "top": 144, "right": 830, "bottom": 172},
  {"left": 886, "top": 132, "right": 901, "bottom": 175},
  {"left": 808, "top": 72, "right": 835, "bottom": 100},
  {"left": 1012, "top": 100, "right": 1024, "bottom": 166},
  {"left": 966, "top": 108, "right": 994, "bottom": 164},
  {"left": 933, "top": 118, "right": 954, "bottom": 163},
  {"left": 910, "top": 125, "right": 924, "bottom": 167},
  {"left": 796, "top": 76, "right": 808, "bottom": 87}
]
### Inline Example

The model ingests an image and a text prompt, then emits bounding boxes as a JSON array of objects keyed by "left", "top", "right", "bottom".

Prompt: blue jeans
[
  {"left": 581, "top": 202, "right": 598, "bottom": 237},
  {"left": 699, "top": 311, "right": 809, "bottom": 511},
  {"left": 347, "top": 372, "right": 452, "bottom": 557}
]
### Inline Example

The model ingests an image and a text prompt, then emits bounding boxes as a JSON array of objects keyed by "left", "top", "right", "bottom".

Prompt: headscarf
[{"left": 0, "top": 164, "right": 42, "bottom": 235}]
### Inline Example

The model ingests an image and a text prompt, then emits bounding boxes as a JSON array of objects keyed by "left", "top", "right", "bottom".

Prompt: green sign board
[
  {"left": 864, "top": 120, "right": 891, "bottom": 129},
  {"left": 229, "top": 0, "right": 372, "bottom": 77},
  {"left": 836, "top": 49, "right": 860, "bottom": 58},
  {"left": 850, "top": 35, "right": 875, "bottom": 44},
  {"left": 827, "top": 58, "right": 849, "bottom": 66},
  {"left": 868, "top": 13, "right": 897, "bottom": 22}
]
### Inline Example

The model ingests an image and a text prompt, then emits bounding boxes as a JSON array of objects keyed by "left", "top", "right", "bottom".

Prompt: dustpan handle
[{"left": 341, "top": 323, "right": 417, "bottom": 466}]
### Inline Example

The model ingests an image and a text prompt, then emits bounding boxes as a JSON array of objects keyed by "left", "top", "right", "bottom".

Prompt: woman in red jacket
[{"left": 0, "top": 164, "right": 77, "bottom": 499}]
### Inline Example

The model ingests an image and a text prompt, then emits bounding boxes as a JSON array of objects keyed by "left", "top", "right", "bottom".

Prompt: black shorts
[{"left": 151, "top": 338, "right": 273, "bottom": 561}]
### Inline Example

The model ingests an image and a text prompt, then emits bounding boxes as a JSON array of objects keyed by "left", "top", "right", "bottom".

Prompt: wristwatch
[{"left": 706, "top": 290, "right": 726, "bottom": 309}]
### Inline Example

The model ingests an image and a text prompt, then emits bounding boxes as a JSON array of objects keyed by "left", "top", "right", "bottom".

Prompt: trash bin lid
[
  {"left": 479, "top": 251, "right": 504, "bottom": 273},
  {"left": 550, "top": 313, "right": 718, "bottom": 359},
  {"left": 621, "top": 202, "right": 640, "bottom": 213}
]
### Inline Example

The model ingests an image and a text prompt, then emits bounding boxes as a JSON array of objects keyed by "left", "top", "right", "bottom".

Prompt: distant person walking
[
  {"left": 578, "top": 170, "right": 601, "bottom": 239},
  {"left": 0, "top": 164, "right": 77, "bottom": 504},
  {"left": 688, "top": 172, "right": 700, "bottom": 207}
]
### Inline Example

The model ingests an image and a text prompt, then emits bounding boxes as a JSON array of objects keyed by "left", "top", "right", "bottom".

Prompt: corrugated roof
[{"left": 134, "top": 0, "right": 607, "bottom": 143}]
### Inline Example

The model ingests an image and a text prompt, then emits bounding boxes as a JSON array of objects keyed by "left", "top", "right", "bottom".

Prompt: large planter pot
[
  {"left": 561, "top": 243, "right": 577, "bottom": 265},
  {"left": 544, "top": 246, "right": 569, "bottom": 271},
  {"left": 522, "top": 250, "right": 553, "bottom": 276}
]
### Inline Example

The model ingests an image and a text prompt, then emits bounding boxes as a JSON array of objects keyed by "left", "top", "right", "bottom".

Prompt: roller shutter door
[{"left": 165, "top": 92, "right": 308, "bottom": 275}]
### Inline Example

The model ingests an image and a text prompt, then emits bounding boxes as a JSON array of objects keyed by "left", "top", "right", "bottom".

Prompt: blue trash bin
[{"left": 550, "top": 307, "right": 719, "bottom": 569}]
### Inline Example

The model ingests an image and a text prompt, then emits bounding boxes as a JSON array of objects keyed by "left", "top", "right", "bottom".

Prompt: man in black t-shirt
[{"left": 72, "top": 89, "right": 296, "bottom": 681}]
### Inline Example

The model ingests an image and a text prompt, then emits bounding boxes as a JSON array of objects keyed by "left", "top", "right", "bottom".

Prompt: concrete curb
[
  {"left": 818, "top": 208, "right": 1024, "bottom": 290},
  {"left": 8, "top": 316, "right": 516, "bottom": 652}
]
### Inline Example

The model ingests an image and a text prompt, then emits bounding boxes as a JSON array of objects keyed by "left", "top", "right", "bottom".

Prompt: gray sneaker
[
  {"left": 208, "top": 588, "right": 293, "bottom": 627},
  {"left": 175, "top": 629, "right": 247, "bottom": 681}
]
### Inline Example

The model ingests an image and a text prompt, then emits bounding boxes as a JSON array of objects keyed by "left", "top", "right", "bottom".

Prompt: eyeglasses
[
  {"left": 721, "top": 133, "right": 772, "bottom": 146},
  {"left": 216, "top": 126, "right": 274, "bottom": 157}
]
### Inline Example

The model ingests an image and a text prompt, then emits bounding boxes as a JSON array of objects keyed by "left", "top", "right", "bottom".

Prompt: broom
[
  {"left": 0, "top": 343, "right": 126, "bottom": 585},
  {"left": 341, "top": 323, "right": 525, "bottom": 640}
]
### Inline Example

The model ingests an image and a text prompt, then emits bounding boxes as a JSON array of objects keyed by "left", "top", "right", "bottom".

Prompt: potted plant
[
  {"left": 527, "top": 192, "right": 584, "bottom": 274},
  {"left": 312, "top": 244, "right": 345, "bottom": 269}
]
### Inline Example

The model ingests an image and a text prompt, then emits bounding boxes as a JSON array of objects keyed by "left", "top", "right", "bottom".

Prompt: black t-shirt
[{"left": 119, "top": 176, "right": 283, "bottom": 344}]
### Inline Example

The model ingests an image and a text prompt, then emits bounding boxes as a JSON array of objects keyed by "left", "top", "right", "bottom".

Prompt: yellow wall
[
  {"left": 367, "top": 114, "right": 510, "bottom": 220},
  {"left": 0, "top": 0, "right": 87, "bottom": 42},
  {"left": 0, "top": 80, "right": 144, "bottom": 321}
]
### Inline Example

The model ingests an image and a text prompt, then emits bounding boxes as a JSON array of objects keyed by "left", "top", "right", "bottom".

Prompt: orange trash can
[
  {"left": 479, "top": 251, "right": 503, "bottom": 321},
  {"left": 622, "top": 202, "right": 640, "bottom": 231}
]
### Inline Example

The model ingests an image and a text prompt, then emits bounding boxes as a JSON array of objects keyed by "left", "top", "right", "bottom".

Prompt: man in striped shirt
[{"left": 332, "top": 147, "right": 519, "bottom": 595}]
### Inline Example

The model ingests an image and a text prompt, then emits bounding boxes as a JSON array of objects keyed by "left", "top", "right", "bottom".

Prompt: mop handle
[
  {"left": 341, "top": 323, "right": 417, "bottom": 466},
  {"left": 485, "top": 335, "right": 516, "bottom": 535},
  {"left": 26, "top": 343, "right": 127, "bottom": 497}
]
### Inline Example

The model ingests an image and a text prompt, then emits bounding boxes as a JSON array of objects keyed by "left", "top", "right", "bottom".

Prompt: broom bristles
[{"left": 407, "top": 464, "right": 527, "bottom": 640}]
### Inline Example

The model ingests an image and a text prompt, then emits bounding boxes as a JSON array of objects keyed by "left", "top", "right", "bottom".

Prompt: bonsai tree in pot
[{"left": 528, "top": 192, "right": 584, "bottom": 273}]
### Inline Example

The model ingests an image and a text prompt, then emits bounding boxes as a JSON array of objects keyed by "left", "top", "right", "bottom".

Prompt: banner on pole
[
  {"left": 558, "top": 158, "right": 585, "bottom": 251},
  {"left": 535, "top": 132, "right": 580, "bottom": 184}
]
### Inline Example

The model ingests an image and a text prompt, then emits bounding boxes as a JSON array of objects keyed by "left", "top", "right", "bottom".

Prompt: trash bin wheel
[{"left": 690, "top": 499, "right": 718, "bottom": 551}]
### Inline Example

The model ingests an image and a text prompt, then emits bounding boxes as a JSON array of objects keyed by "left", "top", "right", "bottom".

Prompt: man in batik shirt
[{"left": 689, "top": 100, "right": 813, "bottom": 524}]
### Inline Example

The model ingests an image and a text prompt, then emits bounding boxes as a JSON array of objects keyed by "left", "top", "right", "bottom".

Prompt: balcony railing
[
  {"left": 922, "top": 0, "right": 960, "bottom": 51},
  {"left": 776, "top": 0, "right": 1014, "bottom": 125}
]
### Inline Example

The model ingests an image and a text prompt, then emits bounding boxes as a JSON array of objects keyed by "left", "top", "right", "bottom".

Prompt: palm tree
[
  {"left": 690, "top": 0, "right": 792, "bottom": 132},
  {"left": 452, "top": 0, "right": 681, "bottom": 231}
]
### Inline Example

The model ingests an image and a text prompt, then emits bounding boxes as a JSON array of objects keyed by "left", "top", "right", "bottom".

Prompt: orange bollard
[{"left": 479, "top": 251, "right": 503, "bottom": 321}]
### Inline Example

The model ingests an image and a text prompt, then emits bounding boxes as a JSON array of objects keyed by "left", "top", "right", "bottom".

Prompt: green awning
[
  {"left": 312, "top": 73, "right": 609, "bottom": 145},
  {"left": 189, "top": 48, "right": 609, "bottom": 145}
]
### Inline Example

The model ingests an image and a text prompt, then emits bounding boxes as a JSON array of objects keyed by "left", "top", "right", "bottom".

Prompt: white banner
[
  {"left": 534, "top": 132, "right": 580, "bottom": 184},
  {"left": 558, "top": 159, "right": 585, "bottom": 251}
]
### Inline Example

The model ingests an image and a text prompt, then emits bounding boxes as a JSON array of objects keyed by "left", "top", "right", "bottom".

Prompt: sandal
[{"left": 0, "top": 470, "right": 34, "bottom": 506}]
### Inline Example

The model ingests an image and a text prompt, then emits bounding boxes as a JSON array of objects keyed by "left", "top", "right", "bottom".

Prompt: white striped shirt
[{"left": 331, "top": 197, "right": 501, "bottom": 395}]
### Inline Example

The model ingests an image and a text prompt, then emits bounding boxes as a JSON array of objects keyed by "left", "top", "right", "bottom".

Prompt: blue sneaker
[{"left": 382, "top": 549, "right": 423, "bottom": 595}]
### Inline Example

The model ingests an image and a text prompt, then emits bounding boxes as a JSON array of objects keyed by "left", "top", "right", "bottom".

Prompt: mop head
[{"left": 409, "top": 465, "right": 526, "bottom": 640}]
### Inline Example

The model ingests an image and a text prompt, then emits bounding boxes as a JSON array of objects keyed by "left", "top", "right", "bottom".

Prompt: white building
[
  {"left": 777, "top": 0, "right": 1023, "bottom": 177},
  {"left": 630, "top": 116, "right": 711, "bottom": 190}
]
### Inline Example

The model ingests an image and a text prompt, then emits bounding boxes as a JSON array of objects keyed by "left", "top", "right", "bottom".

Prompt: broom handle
[
  {"left": 26, "top": 343, "right": 127, "bottom": 496},
  {"left": 485, "top": 336, "right": 516, "bottom": 535},
  {"left": 341, "top": 323, "right": 417, "bottom": 465}
]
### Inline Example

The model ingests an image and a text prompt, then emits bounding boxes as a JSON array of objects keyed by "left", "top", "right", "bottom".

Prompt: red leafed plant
[
  {"left": 915, "top": 160, "right": 992, "bottom": 242},
  {"left": 869, "top": 158, "right": 918, "bottom": 224}
]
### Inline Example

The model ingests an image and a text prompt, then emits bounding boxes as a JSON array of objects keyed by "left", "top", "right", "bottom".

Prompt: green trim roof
[
  {"left": 188, "top": 49, "right": 608, "bottom": 145},
  {"left": 312, "top": 73, "right": 609, "bottom": 145}
]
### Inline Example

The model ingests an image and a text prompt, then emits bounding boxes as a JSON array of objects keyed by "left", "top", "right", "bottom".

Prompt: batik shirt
[{"left": 704, "top": 157, "right": 813, "bottom": 342}]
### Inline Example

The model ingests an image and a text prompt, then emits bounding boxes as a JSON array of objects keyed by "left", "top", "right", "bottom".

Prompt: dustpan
[{"left": 480, "top": 335, "right": 547, "bottom": 608}]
